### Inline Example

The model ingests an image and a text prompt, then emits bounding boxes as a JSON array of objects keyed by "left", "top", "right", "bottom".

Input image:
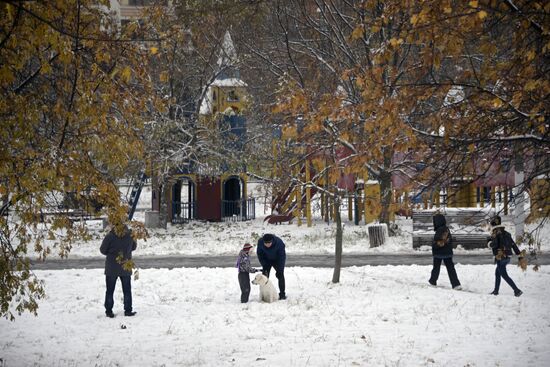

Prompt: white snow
[
  {"left": 1, "top": 265, "right": 548, "bottom": 366},
  {"left": 1, "top": 183, "right": 549, "bottom": 366}
]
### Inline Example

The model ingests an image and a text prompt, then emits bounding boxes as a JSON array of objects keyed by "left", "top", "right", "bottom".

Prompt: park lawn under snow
[
  {"left": 33, "top": 214, "right": 550, "bottom": 259},
  {"left": 1, "top": 264, "right": 549, "bottom": 367}
]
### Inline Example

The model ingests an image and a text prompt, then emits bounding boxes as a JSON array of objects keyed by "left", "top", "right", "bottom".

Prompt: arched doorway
[
  {"left": 222, "top": 176, "right": 243, "bottom": 218},
  {"left": 171, "top": 177, "right": 196, "bottom": 223}
]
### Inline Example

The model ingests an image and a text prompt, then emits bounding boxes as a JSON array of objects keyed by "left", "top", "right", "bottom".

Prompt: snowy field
[
  {"left": 2, "top": 182, "right": 549, "bottom": 366},
  {"left": 1, "top": 265, "right": 549, "bottom": 366}
]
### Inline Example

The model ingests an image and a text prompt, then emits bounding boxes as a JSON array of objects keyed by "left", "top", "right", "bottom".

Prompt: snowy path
[{"left": 29, "top": 253, "right": 550, "bottom": 270}]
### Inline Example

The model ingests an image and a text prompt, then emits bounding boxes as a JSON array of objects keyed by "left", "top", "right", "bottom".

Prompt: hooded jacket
[
  {"left": 256, "top": 235, "right": 286, "bottom": 270},
  {"left": 490, "top": 226, "right": 520, "bottom": 259},
  {"left": 100, "top": 226, "right": 137, "bottom": 277},
  {"left": 432, "top": 214, "right": 453, "bottom": 258}
]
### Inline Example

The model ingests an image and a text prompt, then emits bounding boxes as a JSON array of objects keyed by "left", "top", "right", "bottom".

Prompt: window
[{"left": 227, "top": 90, "right": 239, "bottom": 102}]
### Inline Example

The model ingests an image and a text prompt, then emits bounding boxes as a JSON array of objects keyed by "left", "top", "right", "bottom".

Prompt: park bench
[
  {"left": 38, "top": 208, "right": 96, "bottom": 223},
  {"left": 412, "top": 208, "right": 494, "bottom": 250}
]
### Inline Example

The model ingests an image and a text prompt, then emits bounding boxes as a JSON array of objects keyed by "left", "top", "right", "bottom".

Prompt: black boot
[
  {"left": 105, "top": 311, "right": 115, "bottom": 318},
  {"left": 514, "top": 290, "right": 523, "bottom": 297},
  {"left": 124, "top": 311, "right": 137, "bottom": 316}
]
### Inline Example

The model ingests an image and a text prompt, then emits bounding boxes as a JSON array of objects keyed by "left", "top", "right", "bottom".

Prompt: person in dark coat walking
[
  {"left": 236, "top": 243, "right": 258, "bottom": 303},
  {"left": 100, "top": 224, "right": 137, "bottom": 318},
  {"left": 257, "top": 233, "right": 287, "bottom": 300},
  {"left": 489, "top": 216, "right": 523, "bottom": 297},
  {"left": 428, "top": 214, "right": 462, "bottom": 290}
]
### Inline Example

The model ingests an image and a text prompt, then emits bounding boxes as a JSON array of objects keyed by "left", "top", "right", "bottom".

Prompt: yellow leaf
[
  {"left": 351, "top": 25, "right": 364, "bottom": 40},
  {"left": 410, "top": 14, "right": 418, "bottom": 25},
  {"left": 389, "top": 38, "right": 403, "bottom": 47},
  {"left": 121, "top": 66, "right": 131, "bottom": 82},
  {"left": 444, "top": 6, "right": 452, "bottom": 14},
  {"left": 492, "top": 98, "right": 503, "bottom": 108},
  {"left": 525, "top": 50, "right": 536, "bottom": 61},
  {"left": 524, "top": 80, "right": 537, "bottom": 92},
  {"left": 150, "top": 47, "right": 158, "bottom": 55},
  {"left": 469, "top": 0, "right": 478, "bottom": 8},
  {"left": 160, "top": 71, "right": 169, "bottom": 83},
  {"left": 478, "top": 10, "right": 487, "bottom": 20}
]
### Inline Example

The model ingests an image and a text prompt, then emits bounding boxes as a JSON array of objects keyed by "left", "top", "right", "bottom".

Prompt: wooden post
[
  {"left": 296, "top": 183, "right": 302, "bottom": 227},
  {"left": 364, "top": 188, "right": 370, "bottom": 224},
  {"left": 490, "top": 186, "right": 496, "bottom": 208},
  {"left": 348, "top": 196, "right": 353, "bottom": 221},
  {"left": 324, "top": 161, "right": 330, "bottom": 223}
]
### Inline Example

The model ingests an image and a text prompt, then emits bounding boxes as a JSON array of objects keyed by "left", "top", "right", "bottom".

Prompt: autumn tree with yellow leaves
[
  {"left": 237, "top": 0, "right": 548, "bottom": 281},
  {"left": 0, "top": 0, "right": 162, "bottom": 319}
]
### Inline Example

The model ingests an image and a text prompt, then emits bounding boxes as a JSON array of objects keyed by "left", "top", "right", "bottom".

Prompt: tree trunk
[
  {"left": 158, "top": 184, "right": 168, "bottom": 229},
  {"left": 379, "top": 149, "right": 393, "bottom": 225},
  {"left": 332, "top": 197, "right": 343, "bottom": 284},
  {"left": 379, "top": 171, "right": 392, "bottom": 225}
]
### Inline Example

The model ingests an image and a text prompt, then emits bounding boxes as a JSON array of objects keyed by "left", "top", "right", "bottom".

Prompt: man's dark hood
[{"left": 433, "top": 214, "right": 447, "bottom": 230}]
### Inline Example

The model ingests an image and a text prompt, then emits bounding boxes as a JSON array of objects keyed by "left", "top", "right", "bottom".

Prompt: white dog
[{"left": 251, "top": 273, "right": 278, "bottom": 303}]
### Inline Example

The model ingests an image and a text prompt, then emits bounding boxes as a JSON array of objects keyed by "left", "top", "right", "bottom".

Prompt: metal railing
[
  {"left": 171, "top": 199, "right": 255, "bottom": 223},
  {"left": 171, "top": 201, "right": 196, "bottom": 224},
  {"left": 222, "top": 198, "right": 255, "bottom": 222}
]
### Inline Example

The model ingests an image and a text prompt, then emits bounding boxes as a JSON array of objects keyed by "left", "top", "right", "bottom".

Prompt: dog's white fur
[{"left": 251, "top": 273, "right": 278, "bottom": 303}]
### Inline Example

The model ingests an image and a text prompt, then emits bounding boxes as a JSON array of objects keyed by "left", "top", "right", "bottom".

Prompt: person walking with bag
[
  {"left": 100, "top": 224, "right": 137, "bottom": 318},
  {"left": 489, "top": 216, "right": 523, "bottom": 297},
  {"left": 428, "top": 213, "right": 462, "bottom": 290}
]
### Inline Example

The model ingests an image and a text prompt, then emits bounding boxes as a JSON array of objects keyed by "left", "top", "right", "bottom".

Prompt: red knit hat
[{"left": 243, "top": 243, "right": 253, "bottom": 252}]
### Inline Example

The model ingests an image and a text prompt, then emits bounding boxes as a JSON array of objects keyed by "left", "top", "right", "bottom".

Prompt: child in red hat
[{"left": 236, "top": 243, "right": 259, "bottom": 303}]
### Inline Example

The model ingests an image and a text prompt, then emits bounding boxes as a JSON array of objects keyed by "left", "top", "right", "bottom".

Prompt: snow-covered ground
[
  {"left": 2, "top": 183, "right": 549, "bottom": 366},
  {"left": 1, "top": 265, "right": 548, "bottom": 366}
]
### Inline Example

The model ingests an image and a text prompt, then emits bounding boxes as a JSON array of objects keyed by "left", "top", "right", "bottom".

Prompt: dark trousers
[
  {"left": 262, "top": 264, "right": 285, "bottom": 296},
  {"left": 104, "top": 275, "right": 132, "bottom": 313},
  {"left": 429, "top": 257, "right": 460, "bottom": 288},
  {"left": 238, "top": 272, "right": 251, "bottom": 303},
  {"left": 494, "top": 258, "right": 520, "bottom": 293}
]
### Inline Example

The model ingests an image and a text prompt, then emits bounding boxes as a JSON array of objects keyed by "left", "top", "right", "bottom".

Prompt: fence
[
  {"left": 171, "top": 201, "right": 196, "bottom": 224},
  {"left": 222, "top": 198, "right": 256, "bottom": 222}
]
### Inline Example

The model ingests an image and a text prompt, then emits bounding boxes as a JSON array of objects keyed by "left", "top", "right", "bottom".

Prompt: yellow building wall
[
  {"left": 529, "top": 179, "right": 550, "bottom": 219},
  {"left": 211, "top": 86, "right": 247, "bottom": 115}
]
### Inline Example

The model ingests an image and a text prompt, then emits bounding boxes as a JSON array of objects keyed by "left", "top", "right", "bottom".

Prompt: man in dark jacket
[
  {"left": 257, "top": 233, "right": 287, "bottom": 300},
  {"left": 428, "top": 213, "right": 461, "bottom": 290},
  {"left": 489, "top": 215, "right": 523, "bottom": 297},
  {"left": 100, "top": 225, "right": 137, "bottom": 318}
]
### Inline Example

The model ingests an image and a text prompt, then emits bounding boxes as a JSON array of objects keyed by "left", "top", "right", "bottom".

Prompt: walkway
[{"left": 29, "top": 253, "right": 550, "bottom": 270}]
